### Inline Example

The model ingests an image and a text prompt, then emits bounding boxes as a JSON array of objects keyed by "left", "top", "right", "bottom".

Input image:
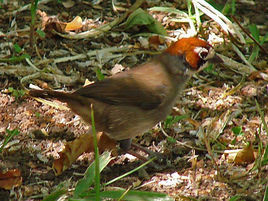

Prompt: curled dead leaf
[
  {"left": 52, "top": 132, "right": 117, "bottom": 175},
  {"left": 65, "top": 16, "right": 83, "bottom": 31},
  {"left": 234, "top": 144, "right": 255, "bottom": 165},
  {"left": 0, "top": 169, "right": 22, "bottom": 190},
  {"left": 225, "top": 144, "right": 256, "bottom": 165}
]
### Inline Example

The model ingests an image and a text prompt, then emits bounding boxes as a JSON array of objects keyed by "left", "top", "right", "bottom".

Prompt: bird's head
[{"left": 165, "top": 37, "right": 223, "bottom": 75}]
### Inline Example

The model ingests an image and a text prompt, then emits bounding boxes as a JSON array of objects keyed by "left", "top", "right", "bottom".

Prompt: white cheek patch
[
  {"left": 194, "top": 46, "right": 215, "bottom": 61},
  {"left": 194, "top": 47, "right": 208, "bottom": 55}
]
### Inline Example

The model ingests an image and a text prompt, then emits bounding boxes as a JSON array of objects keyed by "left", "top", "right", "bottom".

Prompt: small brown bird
[{"left": 30, "top": 37, "right": 222, "bottom": 151}]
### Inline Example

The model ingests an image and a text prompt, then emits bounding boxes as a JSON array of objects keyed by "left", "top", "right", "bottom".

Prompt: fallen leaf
[
  {"left": 65, "top": 16, "right": 83, "bottom": 31},
  {"left": 0, "top": 169, "right": 22, "bottom": 190},
  {"left": 53, "top": 132, "right": 117, "bottom": 175},
  {"left": 234, "top": 144, "right": 255, "bottom": 165}
]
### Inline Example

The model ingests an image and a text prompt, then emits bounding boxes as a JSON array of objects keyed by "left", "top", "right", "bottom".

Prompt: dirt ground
[{"left": 0, "top": 0, "right": 267, "bottom": 200}]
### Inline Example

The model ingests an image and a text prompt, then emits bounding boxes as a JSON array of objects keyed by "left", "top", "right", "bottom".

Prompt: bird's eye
[
  {"left": 194, "top": 47, "right": 209, "bottom": 60},
  {"left": 199, "top": 50, "right": 208, "bottom": 59}
]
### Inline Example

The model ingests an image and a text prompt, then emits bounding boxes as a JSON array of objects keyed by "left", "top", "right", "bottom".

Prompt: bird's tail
[{"left": 29, "top": 89, "right": 77, "bottom": 103}]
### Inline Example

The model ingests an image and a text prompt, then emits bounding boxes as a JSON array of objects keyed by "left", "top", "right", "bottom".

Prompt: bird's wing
[{"left": 73, "top": 76, "right": 165, "bottom": 110}]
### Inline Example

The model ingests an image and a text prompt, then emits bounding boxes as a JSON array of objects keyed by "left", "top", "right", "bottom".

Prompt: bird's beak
[{"left": 208, "top": 53, "right": 223, "bottom": 64}]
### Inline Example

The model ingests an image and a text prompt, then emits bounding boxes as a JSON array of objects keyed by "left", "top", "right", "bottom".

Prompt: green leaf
[
  {"left": 261, "top": 145, "right": 268, "bottom": 166},
  {"left": 220, "top": 0, "right": 236, "bottom": 15},
  {"left": 263, "top": 185, "right": 268, "bottom": 201},
  {"left": 35, "top": 112, "right": 41, "bottom": 118},
  {"left": 83, "top": 190, "right": 175, "bottom": 201},
  {"left": 0, "top": 54, "right": 30, "bottom": 63},
  {"left": 164, "top": 115, "right": 173, "bottom": 128},
  {"left": 164, "top": 115, "right": 188, "bottom": 129},
  {"left": 231, "top": 138, "right": 237, "bottom": 145},
  {"left": 95, "top": 68, "right": 105, "bottom": 81},
  {"left": 13, "top": 44, "right": 22, "bottom": 53},
  {"left": 125, "top": 8, "right": 154, "bottom": 28},
  {"left": 36, "top": 29, "right": 46, "bottom": 38},
  {"left": 103, "top": 157, "right": 155, "bottom": 188},
  {"left": 167, "top": 136, "right": 176, "bottom": 144},
  {"left": 124, "top": 8, "right": 167, "bottom": 36},
  {"left": 247, "top": 25, "right": 268, "bottom": 62},
  {"left": 260, "top": 32, "right": 268, "bottom": 44},
  {"left": 249, "top": 24, "right": 260, "bottom": 42},
  {"left": 173, "top": 115, "right": 188, "bottom": 122},
  {"left": 149, "top": 7, "right": 188, "bottom": 16},
  {"left": 232, "top": 126, "right": 243, "bottom": 136},
  {"left": 42, "top": 182, "right": 69, "bottom": 201},
  {"left": 73, "top": 151, "right": 113, "bottom": 198},
  {"left": 231, "top": 0, "right": 236, "bottom": 15},
  {"left": 0, "top": 129, "right": 20, "bottom": 153},
  {"left": 147, "top": 20, "right": 167, "bottom": 36},
  {"left": 30, "top": 0, "right": 39, "bottom": 25},
  {"left": 8, "top": 87, "right": 25, "bottom": 100},
  {"left": 248, "top": 45, "right": 260, "bottom": 63},
  {"left": 229, "top": 195, "right": 241, "bottom": 201},
  {"left": 204, "top": 64, "right": 213, "bottom": 72}
]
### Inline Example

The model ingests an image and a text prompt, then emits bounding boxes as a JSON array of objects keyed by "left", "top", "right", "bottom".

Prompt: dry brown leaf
[
  {"left": 234, "top": 144, "right": 255, "bottom": 165},
  {"left": 37, "top": 10, "right": 66, "bottom": 35},
  {"left": 148, "top": 35, "right": 164, "bottom": 50},
  {"left": 53, "top": 132, "right": 117, "bottom": 175},
  {"left": 186, "top": 117, "right": 200, "bottom": 129},
  {"left": 0, "top": 169, "right": 22, "bottom": 190},
  {"left": 224, "top": 145, "right": 256, "bottom": 165},
  {"left": 65, "top": 16, "right": 83, "bottom": 31}
]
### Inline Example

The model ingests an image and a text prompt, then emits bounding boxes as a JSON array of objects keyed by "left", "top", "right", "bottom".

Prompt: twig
[
  {"left": 192, "top": 0, "right": 245, "bottom": 43},
  {"left": 255, "top": 99, "right": 268, "bottom": 135},
  {"left": 54, "top": 0, "right": 146, "bottom": 39},
  {"left": 217, "top": 53, "right": 256, "bottom": 74},
  {"left": 25, "top": 58, "right": 40, "bottom": 71},
  {"left": 221, "top": 75, "right": 245, "bottom": 98},
  {"left": 199, "top": 127, "right": 221, "bottom": 176},
  {"left": 232, "top": 16, "right": 268, "bottom": 55},
  {"left": 19, "top": 71, "right": 81, "bottom": 86},
  {"left": 159, "top": 122, "right": 206, "bottom": 152},
  {"left": 53, "top": 46, "right": 130, "bottom": 64},
  {"left": 7, "top": 0, "right": 53, "bottom": 16},
  {"left": 231, "top": 44, "right": 257, "bottom": 71}
]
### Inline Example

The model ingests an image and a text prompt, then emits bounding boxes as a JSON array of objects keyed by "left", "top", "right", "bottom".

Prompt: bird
[{"left": 29, "top": 37, "right": 222, "bottom": 151}]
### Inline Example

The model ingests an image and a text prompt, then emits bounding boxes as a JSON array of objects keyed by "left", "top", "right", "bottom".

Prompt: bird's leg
[
  {"left": 119, "top": 139, "right": 148, "bottom": 161},
  {"left": 118, "top": 139, "right": 166, "bottom": 170},
  {"left": 131, "top": 143, "right": 156, "bottom": 156},
  {"left": 131, "top": 142, "right": 164, "bottom": 160},
  {"left": 119, "top": 139, "right": 163, "bottom": 161},
  {"left": 119, "top": 139, "right": 132, "bottom": 151}
]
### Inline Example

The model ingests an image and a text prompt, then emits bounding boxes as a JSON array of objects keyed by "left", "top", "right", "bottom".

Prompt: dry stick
[
  {"left": 192, "top": 0, "right": 245, "bottom": 43},
  {"left": 160, "top": 122, "right": 236, "bottom": 154},
  {"left": 217, "top": 54, "right": 256, "bottom": 74},
  {"left": 200, "top": 127, "right": 222, "bottom": 179},
  {"left": 232, "top": 43, "right": 257, "bottom": 71},
  {"left": 29, "top": 0, "right": 35, "bottom": 49},
  {"left": 53, "top": 46, "right": 130, "bottom": 64},
  {"left": 232, "top": 16, "right": 268, "bottom": 55},
  {"left": 160, "top": 122, "right": 207, "bottom": 152},
  {"left": 8, "top": 0, "right": 53, "bottom": 16},
  {"left": 24, "top": 0, "right": 145, "bottom": 85},
  {"left": 54, "top": 0, "right": 146, "bottom": 39}
]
